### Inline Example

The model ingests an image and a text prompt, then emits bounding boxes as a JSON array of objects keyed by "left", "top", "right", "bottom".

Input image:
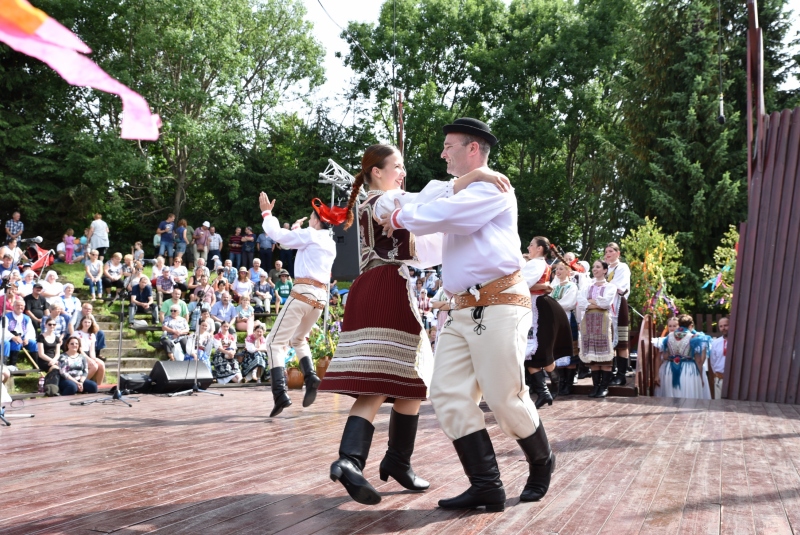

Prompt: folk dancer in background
[
  {"left": 656, "top": 314, "right": 712, "bottom": 399},
  {"left": 521, "top": 236, "right": 573, "bottom": 408},
  {"left": 577, "top": 260, "right": 618, "bottom": 398},
  {"left": 549, "top": 258, "right": 580, "bottom": 395},
  {"left": 605, "top": 243, "right": 631, "bottom": 386},
  {"left": 259, "top": 192, "right": 339, "bottom": 417},
  {"left": 709, "top": 316, "right": 728, "bottom": 399},
  {"left": 319, "top": 143, "right": 506, "bottom": 505},
  {"left": 383, "top": 118, "right": 555, "bottom": 511}
]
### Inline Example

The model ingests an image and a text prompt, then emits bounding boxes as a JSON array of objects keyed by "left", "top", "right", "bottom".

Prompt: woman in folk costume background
[
  {"left": 319, "top": 143, "right": 508, "bottom": 506},
  {"left": 259, "top": 193, "right": 339, "bottom": 417},
  {"left": 605, "top": 243, "right": 632, "bottom": 386},
  {"left": 656, "top": 314, "right": 712, "bottom": 399},
  {"left": 548, "top": 253, "right": 580, "bottom": 395},
  {"left": 521, "top": 236, "right": 573, "bottom": 408},
  {"left": 577, "top": 260, "right": 618, "bottom": 398}
]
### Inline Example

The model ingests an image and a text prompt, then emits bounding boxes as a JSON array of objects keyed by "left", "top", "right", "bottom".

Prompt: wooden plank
[
  {"left": 677, "top": 399, "right": 724, "bottom": 535},
  {"left": 750, "top": 403, "right": 800, "bottom": 532},
  {"left": 772, "top": 109, "right": 800, "bottom": 404},
  {"left": 738, "top": 402, "right": 793, "bottom": 534},
  {"left": 755, "top": 109, "right": 794, "bottom": 402},
  {"left": 745, "top": 110, "right": 783, "bottom": 401},
  {"left": 718, "top": 402, "right": 756, "bottom": 535},
  {"left": 724, "top": 221, "right": 747, "bottom": 400}
]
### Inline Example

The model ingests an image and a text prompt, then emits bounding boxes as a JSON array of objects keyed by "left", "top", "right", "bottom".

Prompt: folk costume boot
[
  {"left": 517, "top": 422, "right": 556, "bottom": 502},
  {"left": 379, "top": 410, "right": 430, "bottom": 491},
  {"left": 548, "top": 368, "right": 561, "bottom": 401},
  {"left": 438, "top": 429, "right": 506, "bottom": 512},
  {"left": 588, "top": 369, "right": 602, "bottom": 398},
  {"left": 330, "top": 416, "right": 381, "bottom": 505},
  {"left": 298, "top": 356, "right": 321, "bottom": 407},
  {"left": 610, "top": 356, "right": 628, "bottom": 386},
  {"left": 269, "top": 367, "right": 292, "bottom": 417},
  {"left": 577, "top": 360, "right": 591, "bottom": 380},
  {"left": 596, "top": 370, "right": 613, "bottom": 398},
  {"left": 559, "top": 368, "right": 576, "bottom": 396},
  {"left": 531, "top": 370, "right": 553, "bottom": 409}
]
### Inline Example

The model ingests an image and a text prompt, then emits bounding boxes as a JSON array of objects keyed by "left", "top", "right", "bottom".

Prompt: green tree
[{"left": 621, "top": 217, "right": 686, "bottom": 328}]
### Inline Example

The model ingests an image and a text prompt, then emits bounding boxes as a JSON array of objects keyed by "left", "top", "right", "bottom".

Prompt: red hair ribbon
[{"left": 311, "top": 198, "right": 348, "bottom": 226}]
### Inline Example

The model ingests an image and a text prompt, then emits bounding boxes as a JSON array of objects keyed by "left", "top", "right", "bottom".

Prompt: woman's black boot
[
  {"left": 588, "top": 369, "right": 602, "bottom": 398},
  {"left": 577, "top": 361, "right": 591, "bottom": 379},
  {"left": 559, "top": 368, "right": 576, "bottom": 396},
  {"left": 596, "top": 370, "right": 612, "bottom": 398},
  {"left": 269, "top": 367, "right": 292, "bottom": 417},
  {"left": 298, "top": 357, "right": 321, "bottom": 407},
  {"left": 517, "top": 422, "right": 556, "bottom": 502},
  {"left": 531, "top": 370, "right": 553, "bottom": 409},
  {"left": 379, "top": 410, "right": 429, "bottom": 491},
  {"left": 548, "top": 369, "right": 560, "bottom": 401},
  {"left": 610, "top": 356, "right": 628, "bottom": 386},
  {"left": 438, "top": 429, "right": 506, "bottom": 511},
  {"left": 330, "top": 416, "right": 381, "bottom": 505}
]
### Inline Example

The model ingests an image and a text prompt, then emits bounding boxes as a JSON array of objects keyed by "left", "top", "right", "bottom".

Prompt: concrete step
[
  {"left": 105, "top": 357, "right": 161, "bottom": 370},
  {"left": 99, "top": 340, "right": 142, "bottom": 351}
]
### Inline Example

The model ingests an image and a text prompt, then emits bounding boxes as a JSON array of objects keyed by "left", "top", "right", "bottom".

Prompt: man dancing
[
  {"left": 259, "top": 192, "right": 340, "bottom": 417},
  {"left": 382, "top": 118, "right": 555, "bottom": 511}
]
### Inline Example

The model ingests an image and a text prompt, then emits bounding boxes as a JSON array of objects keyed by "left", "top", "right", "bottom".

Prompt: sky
[{"left": 301, "top": 0, "right": 799, "bottom": 110}]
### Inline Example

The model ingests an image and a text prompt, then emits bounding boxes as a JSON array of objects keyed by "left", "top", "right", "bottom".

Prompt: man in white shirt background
[{"left": 710, "top": 316, "right": 728, "bottom": 399}]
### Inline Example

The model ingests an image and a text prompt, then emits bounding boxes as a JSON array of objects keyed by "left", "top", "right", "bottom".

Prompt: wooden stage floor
[{"left": 2, "top": 389, "right": 800, "bottom": 534}]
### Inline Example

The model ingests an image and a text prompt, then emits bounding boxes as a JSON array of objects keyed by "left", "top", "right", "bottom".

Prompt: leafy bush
[
  {"left": 700, "top": 225, "right": 738, "bottom": 312},
  {"left": 621, "top": 217, "right": 687, "bottom": 328}
]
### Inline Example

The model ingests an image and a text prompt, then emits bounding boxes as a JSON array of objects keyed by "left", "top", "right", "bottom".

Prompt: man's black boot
[
  {"left": 438, "top": 429, "right": 506, "bottom": 512},
  {"left": 298, "top": 357, "right": 321, "bottom": 407},
  {"left": 269, "top": 367, "right": 292, "bottom": 417},
  {"left": 517, "top": 422, "right": 556, "bottom": 502}
]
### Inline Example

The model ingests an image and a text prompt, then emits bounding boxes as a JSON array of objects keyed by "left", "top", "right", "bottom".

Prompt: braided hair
[{"left": 343, "top": 144, "right": 399, "bottom": 230}]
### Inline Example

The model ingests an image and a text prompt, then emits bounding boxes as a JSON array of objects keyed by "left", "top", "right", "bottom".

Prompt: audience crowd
[{"left": 2, "top": 210, "right": 725, "bottom": 403}]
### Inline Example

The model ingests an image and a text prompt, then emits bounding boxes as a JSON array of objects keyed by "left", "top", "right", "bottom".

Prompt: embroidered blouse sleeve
[
  {"left": 558, "top": 284, "right": 578, "bottom": 312},
  {"left": 594, "top": 284, "right": 617, "bottom": 309},
  {"left": 577, "top": 285, "right": 591, "bottom": 316},
  {"left": 521, "top": 258, "right": 546, "bottom": 288}
]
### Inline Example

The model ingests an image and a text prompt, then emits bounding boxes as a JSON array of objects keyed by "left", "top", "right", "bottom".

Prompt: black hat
[{"left": 442, "top": 117, "right": 498, "bottom": 147}]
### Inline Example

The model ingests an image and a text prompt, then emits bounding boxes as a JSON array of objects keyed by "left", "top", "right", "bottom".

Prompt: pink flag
[{"left": 0, "top": 18, "right": 160, "bottom": 140}]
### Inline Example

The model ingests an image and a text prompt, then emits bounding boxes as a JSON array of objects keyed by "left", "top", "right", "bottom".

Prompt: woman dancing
[
  {"left": 318, "top": 143, "right": 508, "bottom": 505},
  {"left": 521, "top": 236, "right": 573, "bottom": 408}
]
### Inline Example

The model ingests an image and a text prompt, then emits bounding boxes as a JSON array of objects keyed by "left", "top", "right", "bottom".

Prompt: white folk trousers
[
  {"left": 265, "top": 284, "right": 325, "bottom": 369},
  {"left": 430, "top": 279, "right": 540, "bottom": 441}
]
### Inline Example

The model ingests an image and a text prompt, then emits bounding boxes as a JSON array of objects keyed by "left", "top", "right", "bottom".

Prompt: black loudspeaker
[
  {"left": 149, "top": 360, "right": 213, "bottom": 394},
  {"left": 330, "top": 220, "right": 360, "bottom": 281},
  {"left": 119, "top": 373, "right": 152, "bottom": 394}
]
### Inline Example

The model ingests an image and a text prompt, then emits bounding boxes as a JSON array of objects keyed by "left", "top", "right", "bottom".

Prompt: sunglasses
[{"left": 47, "top": 323, "right": 56, "bottom": 326}]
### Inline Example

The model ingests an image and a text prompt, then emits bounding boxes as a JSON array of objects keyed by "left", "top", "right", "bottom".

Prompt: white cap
[
  {"left": 203, "top": 221, "right": 210, "bottom": 227},
  {"left": 211, "top": 255, "right": 219, "bottom": 260}
]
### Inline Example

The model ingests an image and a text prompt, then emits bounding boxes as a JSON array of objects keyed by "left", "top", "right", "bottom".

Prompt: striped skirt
[
  {"left": 318, "top": 264, "right": 430, "bottom": 401},
  {"left": 613, "top": 296, "right": 630, "bottom": 350}
]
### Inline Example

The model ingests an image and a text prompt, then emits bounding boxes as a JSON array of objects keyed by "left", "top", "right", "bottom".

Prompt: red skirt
[{"left": 318, "top": 264, "right": 428, "bottom": 401}]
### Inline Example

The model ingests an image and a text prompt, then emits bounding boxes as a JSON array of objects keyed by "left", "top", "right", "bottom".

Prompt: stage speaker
[
  {"left": 149, "top": 360, "right": 213, "bottom": 394},
  {"left": 331, "top": 220, "right": 360, "bottom": 281}
]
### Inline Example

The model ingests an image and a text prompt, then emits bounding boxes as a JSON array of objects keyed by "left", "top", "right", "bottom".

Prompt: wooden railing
[{"left": 635, "top": 314, "right": 656, "bottom": 396}]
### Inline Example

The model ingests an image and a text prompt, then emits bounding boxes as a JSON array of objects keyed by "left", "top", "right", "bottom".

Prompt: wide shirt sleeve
[{"left": 396, "top": 182, "right": 514, "bottom": 237}]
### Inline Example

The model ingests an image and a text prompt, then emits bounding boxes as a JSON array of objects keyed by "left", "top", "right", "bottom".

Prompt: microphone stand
[
  {"left": 79, "top": 291, "right": 138, "bottom": 406},
  {"left": 169, "top": 310, "right": 222, "bottom": 398}
]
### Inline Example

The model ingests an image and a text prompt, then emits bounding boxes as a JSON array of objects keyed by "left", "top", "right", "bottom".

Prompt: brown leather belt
[
  {"left": 294, "top": 277, "right": 327, "bottom": 290},
  {"left": 290, "top": 290, "right": 325, "bottom": 310},
  {"left": 453, "top": 271, "right": 531, "bottom": 310}
]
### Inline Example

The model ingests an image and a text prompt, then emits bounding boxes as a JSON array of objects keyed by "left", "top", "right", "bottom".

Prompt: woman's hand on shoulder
[{"left": 455, "top": 167, "right": 511, "bottom": 194}]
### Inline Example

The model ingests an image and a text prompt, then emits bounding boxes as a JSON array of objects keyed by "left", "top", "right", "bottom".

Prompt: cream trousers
[
  {"left": 430, "top": 280, "right": 540, "bottom": 441},
  {"left": 265, "top": 284, "right": 325, "bottom": 369},
  {"left": 713, "top": 377, "right": 724, "bottom": 400}
]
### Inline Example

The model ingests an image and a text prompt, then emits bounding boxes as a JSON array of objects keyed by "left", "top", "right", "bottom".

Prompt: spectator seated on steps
[
  {"left": 57, "top": 335, "right": 99, "bottom": 396},
  {"left": 160, "top": 288, "right": 188, "bottom": 323},
  {"left": 161, "top": 305, "right": 190, "bottom": 361},
  {"left": 129, "top": 276, "right": 158, "bottom": 325},
  {"left": 70, "top": 302, "right": 106, "bottom": 360}
]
